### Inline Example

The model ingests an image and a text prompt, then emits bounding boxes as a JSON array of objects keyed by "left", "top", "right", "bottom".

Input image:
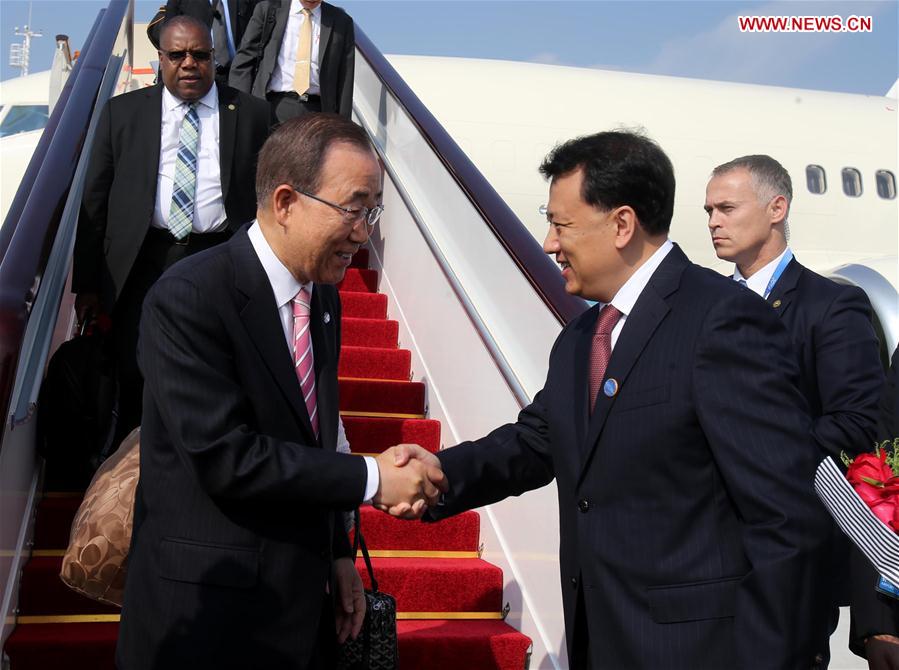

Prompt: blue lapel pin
[{"left": 603, "top": 378, "right": 618, "bottom": 397}]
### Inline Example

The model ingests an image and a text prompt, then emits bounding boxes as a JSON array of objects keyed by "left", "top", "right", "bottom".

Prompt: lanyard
[{"left": 764, "top": 249, "right": 793, "bottom": 299}]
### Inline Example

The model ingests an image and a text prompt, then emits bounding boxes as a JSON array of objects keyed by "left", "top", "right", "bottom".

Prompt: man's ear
[
  {"left": 612, "top": 206, "right": 639, "bottom": 250},
  {"left": 272, "top": 185, "right": 296, "bottom": 227},
  {"left": 768, "top": 194, "right": 788, "bottom": 225}
]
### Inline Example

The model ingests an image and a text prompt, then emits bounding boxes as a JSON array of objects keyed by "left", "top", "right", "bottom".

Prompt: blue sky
[{"left": 2, "top": 1, "right": 896, "bottom": 95}]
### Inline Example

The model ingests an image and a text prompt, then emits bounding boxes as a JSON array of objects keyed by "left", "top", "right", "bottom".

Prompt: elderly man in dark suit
[
  {"left": 704, "top": 154, "right": 885, "bottom": 667},
  {"left": 397, "top": 131, "right": 829, "bottom": 669},
  {"left": 73, "top": 15, "right": 270, "bottom": 444},
  {"left": 116, "top": 114, "right": 446, "bottom": 669},
  {"left": 229, "top": 0, "right": 354, "bottom": 122}
]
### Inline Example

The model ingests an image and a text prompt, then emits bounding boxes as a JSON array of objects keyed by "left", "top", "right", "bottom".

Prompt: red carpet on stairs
[{"left": 4, "top": 248, "right": 533, "bottom": 670}]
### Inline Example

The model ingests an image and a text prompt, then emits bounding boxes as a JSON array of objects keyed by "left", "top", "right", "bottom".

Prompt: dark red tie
[{"left": 589, "top": 304, "right": 622, "bottom": 413}]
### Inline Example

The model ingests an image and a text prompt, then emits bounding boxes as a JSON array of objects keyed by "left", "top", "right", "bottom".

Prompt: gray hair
[{"left": 713, "top": 155, "right": 792, "bottom": 237}]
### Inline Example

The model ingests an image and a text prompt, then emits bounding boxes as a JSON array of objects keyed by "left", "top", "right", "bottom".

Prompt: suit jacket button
[
  {"left": 578, "top": 498, "right": 590, "bottom": 513},
  {"left": 570, "top": 576, "right": 578, "bottom": 589}
]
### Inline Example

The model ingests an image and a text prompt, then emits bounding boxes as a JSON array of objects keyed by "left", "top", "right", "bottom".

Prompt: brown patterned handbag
[{"left": 59, "top": 427, "right": 140, "bottom": 607}]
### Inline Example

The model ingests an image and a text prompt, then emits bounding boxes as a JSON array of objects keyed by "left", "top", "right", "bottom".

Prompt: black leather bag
[{"left": 337, "top": 509, "right": 398, "bottom": 670}]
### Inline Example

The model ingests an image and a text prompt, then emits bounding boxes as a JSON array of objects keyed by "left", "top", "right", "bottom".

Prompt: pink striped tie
[{"left": 292, "top": 287, "right": 319, "bottom": 438}]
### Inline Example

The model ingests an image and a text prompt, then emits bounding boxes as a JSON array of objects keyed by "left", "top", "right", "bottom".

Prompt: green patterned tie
[{"left": 168, "top": 102, "right": 200, "bottom": 240}]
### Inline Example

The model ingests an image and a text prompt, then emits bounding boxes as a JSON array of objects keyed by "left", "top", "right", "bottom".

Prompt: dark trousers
[
  {"left": 267, "top": 91, "right": 323, "bottom": 125},
  {"left": 110, "top": 227, "right": 231, "bottom": 447}
]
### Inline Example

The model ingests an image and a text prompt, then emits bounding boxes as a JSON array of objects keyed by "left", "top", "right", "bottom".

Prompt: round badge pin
[
  {"left": 772, "top": 299, "right": 782, "bottom": 308},
  {"left": 227, "top": 104, "right": 236, "bottom": 110},
  {"left": 323, "top": 312, "right": 331, "bottom": 324},
  {"left": 603, "top": 378, "right": 618, "bottom": 397}
]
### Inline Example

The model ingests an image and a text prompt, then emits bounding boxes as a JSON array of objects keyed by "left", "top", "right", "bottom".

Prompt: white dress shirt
[
  {"left": 248, "top": 222, "right": 380, "bottom": 502},
  {"left": 733, "top": 247, "right": 791, "bottom": 298},
  {"left": 604, "top": 239, "right": 675, "bottom": 351},
  {"left": 153, "top": 86, "right": 227, "bottom": 233},
  {"left": 268, "top": 1, "right": 322, "bottom": 94}
]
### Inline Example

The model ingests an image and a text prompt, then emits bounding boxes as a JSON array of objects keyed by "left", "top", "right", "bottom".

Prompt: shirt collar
[
  {"left": 605, "top": 239, "right": 674, "bottom": 317},
  {"left": 291, "top": 0, "right": 321, "bottom": 19},
  {"left": 248, "top": 221, "right": 312, "bottom": 309},
  {"left": 733, "top": 246, "right": 790, "bottom": 297},
  {"left": 162, "top": 83, "right": 218, "bottom": 113}
]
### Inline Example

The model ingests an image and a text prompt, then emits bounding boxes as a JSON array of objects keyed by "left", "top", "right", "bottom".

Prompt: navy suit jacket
[
  {"left": 766, "top": 257, "right": 884, "bottom": 462},
  {"left": 431, "top": 245, "right": 829, "bottom": 669},
  {"left": 116, "top": 226, "right": 367, "bottom": 670}
]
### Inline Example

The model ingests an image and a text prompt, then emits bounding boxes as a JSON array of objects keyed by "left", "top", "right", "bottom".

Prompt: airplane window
[
  {"left": 841, "top": 168, "right": 863, "bottom": 197},
  {"left": 0, "top": 104, "right": 50, "bottom": 138},
  {"left": 875, "top": 170, "right": 897, "bottom": 200},
  {"left": 806, "top": 165, "right": 826, "bottom": 194}
]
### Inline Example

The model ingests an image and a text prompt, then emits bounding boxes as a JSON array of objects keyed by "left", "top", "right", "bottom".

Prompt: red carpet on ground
[{"left": 4, "top": 248, "right": 533, "bottom": 670}]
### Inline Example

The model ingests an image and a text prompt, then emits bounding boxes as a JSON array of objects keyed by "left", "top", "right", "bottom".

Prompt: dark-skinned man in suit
[
  {"left": 229, "top": 0, "right": 354, "bottom": 123},
  {"left": 396, "top": 131, "right": 829, "bottom": 669},
  {"left": 73, "top": 15, "right": 270, "bottom": 445},
  {"left": 117, "top": 114, "right": 447, "bottom": 669},
  {"left": 704, "top": 155, "right": 885, "bottom": 668}
]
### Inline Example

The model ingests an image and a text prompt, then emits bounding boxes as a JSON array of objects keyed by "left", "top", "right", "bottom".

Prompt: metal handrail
[
  {"left": 0, "top": 0, "right": 131, "bottom": 433},
  {"left": 353, "top": 27, "right": 587, "bottom": 327}
]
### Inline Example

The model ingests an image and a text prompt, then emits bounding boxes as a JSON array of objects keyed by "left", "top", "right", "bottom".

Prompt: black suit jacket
[
  {"left": 766, "top": 257, "right": 884, "bottom": 462},
  {"left": 849, "top": 346, "right": 899, "bottom": 656},
  {"left": 430, "top": 245, "right": 828, "bottom": 669},
  {"left": 229, "top": 0, "right": 354, "bottom": 118},
  {"left": 116, "top": 226, "right": 367, "bottom": 670},
  {"left": 73, "top": 83, "right": 269, "bottom": 313},
  {"left": 147, "top": 0, "right": 260, "bottom": 49}
]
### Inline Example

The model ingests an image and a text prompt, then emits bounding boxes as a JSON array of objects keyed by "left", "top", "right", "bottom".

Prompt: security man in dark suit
[
  {"left": 229, "top": 0, "right": 354, "bottom": 122},
  {"left": 73, "top": 15, "right": 270, "bottom": 444},
  {"left": 704, "top": 154, "right": 885, "bottom": 667}
]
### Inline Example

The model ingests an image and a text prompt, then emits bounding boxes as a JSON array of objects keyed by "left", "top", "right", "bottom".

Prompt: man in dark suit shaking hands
[
  {"left": 73, "top": 15, "right": 270, "bottom": 443},
  {"left": 402, "top": 131, "right": 829, "bottom": 669},
  {"left": 705, "top": 155, "right": 884, "bottom": 666},
  {"left": 229, "top": 0, "right": 354, "bottom": 122},
  {"left": 116, "top": 114, "right": 446, "bottom": 669}
]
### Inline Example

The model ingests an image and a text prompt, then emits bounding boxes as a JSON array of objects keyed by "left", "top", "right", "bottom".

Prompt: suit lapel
[
  {"left": 233, "top": 229, "right": 317, "bottom": 441},
  {"left": 765, "top": 257, "right": 801, "bottom": 320},
  {"left": 572, "top": 308, "right": 597, "bottom": 448},
  {"left": 577, "top": 246, "right": 685, "bottom": 484},
  {"left": 318, "top": 3, "right": 334, "bottom": 68},
  {"left": 217, "top": 84, "right": 237, "bottom": 209},
  {"left": 143, "top": 86, "right": 164, "bottom": 206},
  {"left": 310, "top": 286, "right": 337, "bottom": 451},
  {"left": 272, "top": 0, "right": 292, "bottom": 53}
]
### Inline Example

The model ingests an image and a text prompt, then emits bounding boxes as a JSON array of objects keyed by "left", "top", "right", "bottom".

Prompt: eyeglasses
[
  {"left": 294, "top": 188, "right": 383, "bottom": 232},
  {"left": 159, "top": 49, "right": 214, "bottom": 63}
]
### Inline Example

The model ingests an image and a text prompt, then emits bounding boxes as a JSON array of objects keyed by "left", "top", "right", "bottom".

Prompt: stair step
[
  {"left": 33, "top": 496, "right": 82, "bottom": 550},
  {"left": 343, "top": 416, "right": 440, "bottom": 454},
  {"left": 339, "top": 378, "right": 425, "bottom": 416},
  {"left": 19, "top": 557, "right": 119, "bottom": 616},
  {"left": 349, "top": 248, "right": 369, "bottom": 268},
  {"left": 354, "top": 506, "right": 480, "bottom": 553},
  {"left": 340, "top": 291, "right": 387, "bottom": 319},
  {"left": 339, "top": 346, "right": 411, "bottom": 380},
  {"left": 357, "top": 558, "right": 503, "bottom": 614},
  {"left": 336, "top": 267, "right": 378, "bottom": 293},
  {"left": 4, "top": 620, "right": 531, "bottom": 670},
  {"left": 342, "top": 317, "right": 399, "bottom": 348}
]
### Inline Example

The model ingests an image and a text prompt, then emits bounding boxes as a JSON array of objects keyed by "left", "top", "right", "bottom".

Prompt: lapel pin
[
  {"left": 603, "top": 378, "right": 619, "bottom": 397},
  {"left": 772, "top": 299, "right": 782, "bottom": 308},
  {"left": 323, "top": 312, "right": 331, "bottom": 324},
  {"left": 227, "top": 104, "right": 236, "bottom": 110}
]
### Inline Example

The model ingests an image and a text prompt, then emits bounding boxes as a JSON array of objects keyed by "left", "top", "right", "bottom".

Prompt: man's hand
[
  {"left": 866, "top": 635, "right": 899, "bottom": 670},
  {"left": 75, "top": 292, "right": 100, "bottom": 327},
  {"left": 372, "top": 444, "right": 447, "bottom": 519},
  {"left": 334, "top": 556, "right": 365, "bottom": 644}
]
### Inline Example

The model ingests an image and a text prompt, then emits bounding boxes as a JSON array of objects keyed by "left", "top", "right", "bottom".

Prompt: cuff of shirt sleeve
[{"left": 362, "top": 456, "right": 379, "bottom": 503}]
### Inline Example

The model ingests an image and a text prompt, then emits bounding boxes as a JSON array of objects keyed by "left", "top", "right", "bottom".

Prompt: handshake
[{"left": 371, "top": 445, "right": 448, "bottom": 519}]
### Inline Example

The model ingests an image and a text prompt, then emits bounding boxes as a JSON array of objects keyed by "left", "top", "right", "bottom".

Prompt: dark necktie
[{"left": 589, "top": 304, "right": 622, "bottom": 413}]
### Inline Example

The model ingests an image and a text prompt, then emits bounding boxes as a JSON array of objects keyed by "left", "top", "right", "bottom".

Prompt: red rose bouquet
[{"left": 843, "top": 442, "right": 899, "bottom": 533}]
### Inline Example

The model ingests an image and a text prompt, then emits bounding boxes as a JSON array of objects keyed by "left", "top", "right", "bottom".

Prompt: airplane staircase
[
  {"left": 3, "top": 249, "right": 533, "bottom": 669},
  {"left": 0, "top": 1, "right": 585, "bottom": 668}
]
